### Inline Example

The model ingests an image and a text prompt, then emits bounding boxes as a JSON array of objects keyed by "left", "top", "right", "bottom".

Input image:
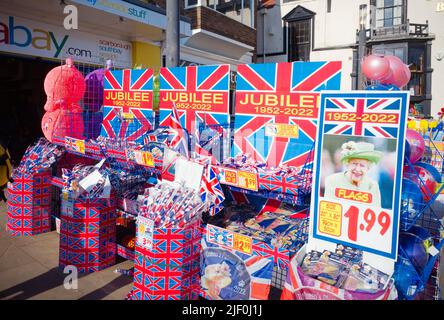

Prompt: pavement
[{"left": 0, "top": 201, "right": 134, "bottom": 300}]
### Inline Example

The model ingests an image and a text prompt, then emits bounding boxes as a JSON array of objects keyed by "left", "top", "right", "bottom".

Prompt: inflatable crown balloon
[{"left": 41, "top": 58, "right": 85, "bottom": 142}]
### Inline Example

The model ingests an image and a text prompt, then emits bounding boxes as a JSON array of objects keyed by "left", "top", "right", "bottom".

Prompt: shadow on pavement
[
  {"left": 78, "top": 274, "right": 133, "bottom": 300},
  {"left": 0, "top": 267, "right": 86, "bottom": 300}
]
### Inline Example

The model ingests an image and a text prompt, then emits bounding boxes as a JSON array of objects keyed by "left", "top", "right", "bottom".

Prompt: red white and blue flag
[
  {"left": 322, "top": 95, "right": 401, "bottom": 138},
  {"left": 166, "top": 103, "right": 190, "bottom": 158},
  {"left": 200, "top": 165, "right": 225, "bottom": 216},
  {"left": 100, "top": 69, "right": 154, "bottom": 144},
  {"left": 158, "top": 65, "right": 230, "bottom": 143},
  {"left": 233, "top": 61, "right": 341, "bottom": 168}
]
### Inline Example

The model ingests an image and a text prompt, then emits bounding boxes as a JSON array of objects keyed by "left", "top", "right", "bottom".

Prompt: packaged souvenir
[{"left": 341, "top": 263, "right": 390, "bottom": 293}]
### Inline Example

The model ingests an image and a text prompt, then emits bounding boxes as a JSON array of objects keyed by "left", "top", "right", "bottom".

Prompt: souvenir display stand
[{"left": 6, "top": 57, "right": 444, "bottom": 300}]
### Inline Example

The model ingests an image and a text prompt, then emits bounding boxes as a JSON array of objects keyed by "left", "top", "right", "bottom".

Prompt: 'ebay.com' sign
[{"left": 0, "top": 13, "right": 131, "bottom": 67}]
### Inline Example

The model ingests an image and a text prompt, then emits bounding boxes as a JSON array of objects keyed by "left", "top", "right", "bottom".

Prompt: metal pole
[
  {"left": 357, "top": 29, "right": 366, "bottom": 90},
  {"left": 262, "top": 9, "right": 266, "bottom": 63},
  {"left": 357, "top": 4, "right": 367, "bottom": 90},
  {"left": 166, "top": 0, "right": 180, "bottom": 67}
]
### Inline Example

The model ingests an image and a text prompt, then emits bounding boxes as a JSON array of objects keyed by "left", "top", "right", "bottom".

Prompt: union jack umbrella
[
  {"left": 158, "top": 65, "right": 230, "bottom": 138},
  {"left": 100, "top": 69, "right": 154, "bottom": 144},
  {"left": 233, "top": 61, "right": 341, "bottom": 168}
]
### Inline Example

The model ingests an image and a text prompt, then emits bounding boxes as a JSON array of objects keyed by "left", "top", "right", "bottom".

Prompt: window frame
[
  {"left": 287, "top": 17, "right": 313, "bottom": 62},
  {"left": 375, "top": 0, "right": 406, "bottom": 28}
]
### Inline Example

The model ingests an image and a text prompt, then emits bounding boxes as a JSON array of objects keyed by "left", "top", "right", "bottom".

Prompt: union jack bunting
[
  {"left": 233, "top": 61, "right": 341, "bottom": 168},
  {"left": 322, "top": 93, "right": 403, "bottom": 138},
  {"left": 158, "top": 65, "right": 230, "bottom": 138},
  {"left": 200, "top": 165, "right": 225, "bottom": 216},
  {"left": 100, "top": 69, "right": 154, "bottom": 144}
]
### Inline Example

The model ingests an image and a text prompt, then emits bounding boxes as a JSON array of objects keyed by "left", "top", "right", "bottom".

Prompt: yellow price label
[
  {"left": 233, "top": 233, "right": 252, "bottom": 255},
  {"left": 319, "top": 201, "right": 343, "bottom": 237},
  {"left": 224, "top": 170, "right": 238, "bottom": 185},
  {"left": 122, "top": 112, "right": 134, "bottom": 120},
  {"left": 75, "top": 140, "right": 85, "bottom": 154},
  {"left": 238, "top": 171, "right": 258, "bottom": 191},
  {"left": 266, "top": 123, "right": 299, "bottom": 138},
  {"left": 142, "top": 152, "right": 154, "bottom": 167}
]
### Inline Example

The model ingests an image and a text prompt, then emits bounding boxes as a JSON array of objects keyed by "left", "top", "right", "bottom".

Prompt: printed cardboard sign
[
  {"left": 310, "top": 91, "right": 409, "bottom": 260},
  {"left": 232, "top": 61, "right": 342, "bottom": 168},
  {"left": 136, "top": 216, "right": 155, "bottom": 250},
  {"left": 101, "top": 69, "right": 154, "bottom": 144},
  {"left": 158, "top": 65, "right": 230, "bottom": 138}
]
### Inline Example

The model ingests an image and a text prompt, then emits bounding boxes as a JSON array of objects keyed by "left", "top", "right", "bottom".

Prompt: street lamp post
[{"left": 357, "top": 4, "right": 368, "bottom": 90}]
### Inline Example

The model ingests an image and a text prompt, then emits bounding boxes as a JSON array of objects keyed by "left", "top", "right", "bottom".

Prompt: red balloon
[
  {"left": 54, "top": 110, "right": 85, "bottom": 140},
  {"left": 361, "top": 55, "right": 391, "bottom": 81},
  {"left": 381, "top": 55, "right": 411, "bottom": 88},
  {"left": 41, "top": 110, "right": 60, "bottom": 143},
  {"left": 44, "top": 62, "right": 85, "bottom": 110},
  {"left": 406, "top": 129, "right": 425, "bottom": 164}
]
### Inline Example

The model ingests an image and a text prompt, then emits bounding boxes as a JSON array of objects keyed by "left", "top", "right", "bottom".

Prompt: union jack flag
[
  {"left": 233, "top": 61, "right": 341, "bottom": 168},
  {"left": 158, "top": 65, "right": 230, "bottom": 137},
  {"left": 166, "top": 103, "right": 190, "bottom": 158},
  {"left": 193, "top": 117, "right": 220, "bottom": 165},
  {"left": 100, "top": 69, "right": 154, "bottom": 144},
  {"left": 322, "top": 93, "right": 403, "bottom": 138},
  {"left": 207, "top": 224, "right": 233, "bottom": 247},
  {"left": 200, "top": 165, "right": 225, "bottom": 216}
]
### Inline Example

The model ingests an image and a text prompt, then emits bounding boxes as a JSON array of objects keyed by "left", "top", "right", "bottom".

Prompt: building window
[
  {"left": 376, "top": 0, "right": 405, "bottom": 28},
  {"left": 185, "top": 0, "right": 199, "bottom": 8},
  {"left": 327, "top": 0, "right": 332, "bottom": 13},
  {"left": 288, "top": 19, "right": 311, "bottom": 62},
  {"left": 372, "top": 42, "right": 427, "bottom": 96},
  {"left": 408, "top": 43, "right": 426, "bottom": 97}
]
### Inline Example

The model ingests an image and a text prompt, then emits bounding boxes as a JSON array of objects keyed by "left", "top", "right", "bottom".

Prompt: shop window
[
  {"left": 288, "top": 19, "right": 311, "bottom": 62},
  {"left": 376, "top": 0, "right": 405, "bottom": 28}
]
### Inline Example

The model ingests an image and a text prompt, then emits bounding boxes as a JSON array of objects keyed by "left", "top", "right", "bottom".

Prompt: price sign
[
  {"left": 141, "top": 151, "right": 154, "bottom": 167},
  {"left": 220, "top": 168, "right": 258, "bottom": 192},
  {"left": 238, "top": 171, "right": 258, "bottom": 191},
  {"left": 65, "top": 137, "right": 85, "bottom": 154},
  {"left": 310, "top": 92, "right": 409, "bottom": 260},
  {"left": 137, "top": 216, "right": 154, "bottom": 250},
  {"left": 207, "top": 225, "right": 252, "bottom": 255},
  {"left": 126, "top": 149, "right": 155, "bottom": 167},
  {"left": 233, "top": 233, "right": 252, "bottom": 255}
]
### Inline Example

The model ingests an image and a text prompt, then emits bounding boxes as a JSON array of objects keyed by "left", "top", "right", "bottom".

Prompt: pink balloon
[
  {"left": 361, "top": 55, "right": 391, "bottom": 81},
  {"left": 406, "top": 129, "right": 425, "bottom": 164},
  {"left": 381, "top": 55, "right": 411, "bottom": 88}
]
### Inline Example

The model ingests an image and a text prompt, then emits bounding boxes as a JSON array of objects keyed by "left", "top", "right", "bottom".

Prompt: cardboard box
[
  {"left": 131, "top": 219, "right": 202, "bottom": 300},
  {"left": 59, "top": 196, "right": 117, "bottom": 273},
  {"left": 6, "top": 170, "right": 52, "bottom": 236}
]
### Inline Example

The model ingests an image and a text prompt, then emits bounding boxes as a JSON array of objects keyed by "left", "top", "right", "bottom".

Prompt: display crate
[
  {"left": 59, "top": 195, "right": 117, "bottom": 273},
  {"left": 6, "top": 170, "right": 53, "bottom": 236},
  {"left": 131, "top": 219, "right": 202, "bottom": 300}
]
